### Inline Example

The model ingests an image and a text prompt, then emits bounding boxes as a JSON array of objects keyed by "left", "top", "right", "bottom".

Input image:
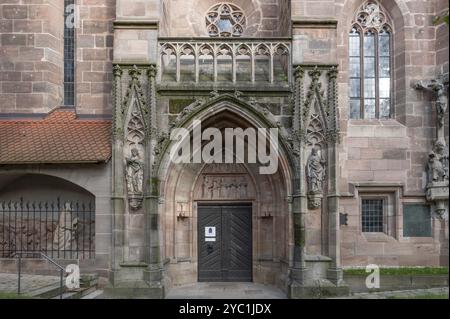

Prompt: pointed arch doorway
[{"left": 157, "top": 97, "right": 294, "bottom": 293}]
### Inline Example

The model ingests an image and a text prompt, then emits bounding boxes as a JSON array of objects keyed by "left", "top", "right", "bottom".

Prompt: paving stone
[
  {"left": 165, "top": 282, "right": 286, "bottom": 299},
  {"left": 0, "top": 273, "right": 60, "bottom": 295}
]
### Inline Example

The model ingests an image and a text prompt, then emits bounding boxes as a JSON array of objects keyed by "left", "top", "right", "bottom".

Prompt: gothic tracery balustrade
[{"left": 159, "top": 40, "right": 291, "bottom": 84}]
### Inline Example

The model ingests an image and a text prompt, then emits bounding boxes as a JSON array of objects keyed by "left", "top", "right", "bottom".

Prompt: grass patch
[
  {"left": 344, "top": 267, "right": 449, "bottom": 276},
  {"left": 388, "top": 293, "right": 449, "bottom": 299},
  {"left": 0, "top": 292, "right": 33, "bottom": 299}
]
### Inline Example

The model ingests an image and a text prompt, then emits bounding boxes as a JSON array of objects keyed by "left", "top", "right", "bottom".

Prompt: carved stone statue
[
  {"left": 126, "top": 147, "right": 144, "bottom": 195},
  {"left": 307, "top": 146, "right": 326, "bottom": 194},
  {"left": 53, "top": 202, "right": 78, "bottom": 254},
  {"left": 414, "top": 76, "right": 448, "bottom": 128},
  {"left": 414, "top": 75, "right": 449, "bottom": 219},
  {"left": 306, "top": 146, "right": 326, "bottom": 208},
  {"left": 426, "top": 140, "right": 449, "bottom": 219},
  {"left": 428, "top": 140, "right": 449, "bottom": 184}
]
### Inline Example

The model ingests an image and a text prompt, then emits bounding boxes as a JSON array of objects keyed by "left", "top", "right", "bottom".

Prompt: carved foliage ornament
[{"left": 206, "top": 3, "right": 246, "bottom": 37}]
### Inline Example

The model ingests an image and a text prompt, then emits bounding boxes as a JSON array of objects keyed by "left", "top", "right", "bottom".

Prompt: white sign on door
[{"left": 205, "top": 226, "right": 216, "bottom": 237}]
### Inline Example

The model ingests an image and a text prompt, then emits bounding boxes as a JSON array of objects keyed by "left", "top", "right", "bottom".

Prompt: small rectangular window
[
  {"left": 403, "top": 204, "right": 431, "bottom": 237},
  {"left": 362, "top": 198, "right": 384, "bottom": 232}
]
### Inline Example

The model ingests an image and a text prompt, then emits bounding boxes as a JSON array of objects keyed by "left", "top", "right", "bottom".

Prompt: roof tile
[{"left": 0, "top": 109, "right": 112, "bottom": 164}]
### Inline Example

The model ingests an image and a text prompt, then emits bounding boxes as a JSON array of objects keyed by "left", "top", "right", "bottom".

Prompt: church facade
[{"left": 0, "top": 0, "right": 448, "bottom": 298}]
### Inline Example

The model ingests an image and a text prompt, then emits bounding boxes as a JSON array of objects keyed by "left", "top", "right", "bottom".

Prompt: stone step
[
  {"left": 81, "top": 289, "right": 104, "bottom": 299},
  {"left": 80, "top": 273, "right": 99, "bottom": 288},
  {"left": 40, "top": 273, "right": 99, "bottom": 299},
  {"left": 29, "top": 283, "right": 64, "bottom": 299},
  {"left": 51, "top": 286, "right": 98, "bottom": 299}
]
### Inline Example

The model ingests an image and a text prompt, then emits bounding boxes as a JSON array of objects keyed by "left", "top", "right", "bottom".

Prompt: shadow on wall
[{"left": 0, "top": 174, "right": 95, "bottom": 204}]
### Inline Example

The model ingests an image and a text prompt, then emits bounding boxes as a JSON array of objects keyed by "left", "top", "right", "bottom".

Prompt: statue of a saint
[
  {"left": 53, "top": 202, "right": 78, "bottom": 254},
  {"left": 306, "top": 146, "right": 326, "bottom": 194},
  {"left": 126, "top": 147, "right": 144, "bottom": 194},
  {"left": 428, "top": 140, "right": 449, "bottom": 183}
]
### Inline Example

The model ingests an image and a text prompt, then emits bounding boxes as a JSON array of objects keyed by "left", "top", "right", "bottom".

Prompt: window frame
[
  {"left": 64, "top": 0, "right": 76, "bottom": 107},
  {"left": 402, "top": 203, "right": 432, "bottom": 238},
  {"left": 349, "top": 2, "right": 394, "bottom": 120},
  {"left": 361, "top": 196, "right": 386, "bottom": 233}
]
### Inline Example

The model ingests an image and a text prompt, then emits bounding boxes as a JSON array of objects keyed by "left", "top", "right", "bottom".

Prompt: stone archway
[
  {"left": 157, "top": 101, "right": 294, "bottom": 293},
  {"left": 0, "top": 173, "right": 96, "bottom": 266}
]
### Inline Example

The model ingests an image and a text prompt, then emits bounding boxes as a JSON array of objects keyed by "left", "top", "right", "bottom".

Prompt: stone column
[
  {"left": 325, "top": 68, "right": 345, "bottom": 286},
  {"left": 289, "top": 66, "right": 310, "bottom": 296},
  {"left": 288, "top": 65, "right": 349, "bottom": 298},
  {"left": 106, "top": 0, "right": 164, "bottom": 298},
  {"left": 143, "top": 66, "right": 164, "bottom": 290},
  {"left": 111, "top": 65, "right": 125, "bottom": 273}
]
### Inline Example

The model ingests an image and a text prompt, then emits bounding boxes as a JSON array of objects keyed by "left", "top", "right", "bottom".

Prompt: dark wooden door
[{"left": 198, "top": 205, "right": 252, "bottom": 282}]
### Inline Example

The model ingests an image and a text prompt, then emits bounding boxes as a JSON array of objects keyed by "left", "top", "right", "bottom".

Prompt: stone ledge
[
  {"left": 292, "top": 18, "right": 338, "bottom": 29},
  {"left": 345, "top": 274, "right": 449, "bottom": 293},
  {"left": 113, "top": 20, "right": 159, "bottom": 30},
  {"left": 157, "top": 83, "right": 292, "bottom": 95},
  {"left": 288, "top": 280, "right": 350, "bottom": 299}
]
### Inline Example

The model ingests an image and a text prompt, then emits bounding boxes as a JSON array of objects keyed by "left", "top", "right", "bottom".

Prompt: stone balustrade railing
[{"left": 158, "top": 38, "right": 291, "bottom": 85}]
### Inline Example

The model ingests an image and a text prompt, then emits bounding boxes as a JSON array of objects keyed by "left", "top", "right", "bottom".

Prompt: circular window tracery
[{"left": 206, "top": 3, "right": 246, "bottom": 37}]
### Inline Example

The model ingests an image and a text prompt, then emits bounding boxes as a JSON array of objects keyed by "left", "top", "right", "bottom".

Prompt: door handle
[{"left": 206, "top": 244, "right": 214, "bottom": 254}]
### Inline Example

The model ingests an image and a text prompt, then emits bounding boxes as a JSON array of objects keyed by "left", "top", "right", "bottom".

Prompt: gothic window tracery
[
  {"left": 349, "top": 1, "right": 392, "bottom": 119},
  {"left": 206, "top": 3, "right": 246, "bottom": 37}
]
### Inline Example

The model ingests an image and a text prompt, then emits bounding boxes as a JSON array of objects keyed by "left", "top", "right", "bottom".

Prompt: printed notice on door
[{"left": 205, "top": 226, "right": 216, "bottom": 237}]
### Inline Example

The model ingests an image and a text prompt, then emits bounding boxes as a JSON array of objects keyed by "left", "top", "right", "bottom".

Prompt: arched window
[{"left": 349, "top": 1, "right": 392, "bottom": 119}]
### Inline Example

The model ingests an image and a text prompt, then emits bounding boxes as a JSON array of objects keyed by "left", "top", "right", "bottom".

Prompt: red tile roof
[{"left": 0, "top": 109, "right": 111, "bottom": 164}]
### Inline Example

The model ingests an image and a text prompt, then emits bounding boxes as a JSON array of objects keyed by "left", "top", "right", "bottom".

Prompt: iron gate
[{"left": 0, "top": 197, "right": 95, "bottom": 259}]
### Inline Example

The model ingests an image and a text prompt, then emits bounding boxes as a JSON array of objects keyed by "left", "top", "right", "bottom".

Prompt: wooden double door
[{"left": 198, "top": 204, "right": 252, "bottom": 282}]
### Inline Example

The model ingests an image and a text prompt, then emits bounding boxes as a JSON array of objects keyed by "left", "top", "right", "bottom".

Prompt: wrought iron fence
[{"left": 0, "top": 198, "right": 95, "bottom": 259}]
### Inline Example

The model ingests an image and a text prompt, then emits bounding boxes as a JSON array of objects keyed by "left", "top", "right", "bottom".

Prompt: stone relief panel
[{"left": 193, "top": 164, "right": 255, "bottom": 200}]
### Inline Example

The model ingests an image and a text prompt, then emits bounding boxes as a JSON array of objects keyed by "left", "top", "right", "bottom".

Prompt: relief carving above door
[{"left": 193, "top": 164, "right": 255, "bottom": 200}]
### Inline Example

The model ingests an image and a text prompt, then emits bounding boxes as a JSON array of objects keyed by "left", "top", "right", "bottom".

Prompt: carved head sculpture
[
  {"left": 435, "top": 140, "right": 447, "bottom": 155},
  {"left": 131, "top": 147, "right": 140, "bottom": 158}
]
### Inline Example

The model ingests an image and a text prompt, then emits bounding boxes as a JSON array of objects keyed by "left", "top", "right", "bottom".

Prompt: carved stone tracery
[
  {"left": 206, "top": 3, "right": 246, "bottom": 37},
  {"left": 123, "top": 65, "right": 149, "bottom": 210},
  {"left": 292, "top": 65, "right": 340, "bottom": 208}
]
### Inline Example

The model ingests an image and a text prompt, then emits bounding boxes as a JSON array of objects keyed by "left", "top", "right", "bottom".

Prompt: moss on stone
[
  {"left": 150, "top": 178, "right": 160, "bottom": 196},
  {"left": 169, "top": 99, "right": 195, "bottom": 114}
]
